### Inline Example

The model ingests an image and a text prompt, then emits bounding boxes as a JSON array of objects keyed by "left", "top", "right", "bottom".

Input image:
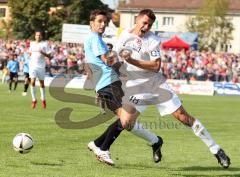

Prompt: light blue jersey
[
  {"left": 7, "top": 60, "right": 19, "bottom": 73},
  {"left": 84, "top": 32, "right": 119, "bottom": 91},
  {"left": 21, "top": 53, "right": 30, "bottom": 73}
]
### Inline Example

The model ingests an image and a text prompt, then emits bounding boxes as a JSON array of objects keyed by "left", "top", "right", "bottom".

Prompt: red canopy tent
[{"left": 162, "top": 35, "right": 190, "bottom": 49}]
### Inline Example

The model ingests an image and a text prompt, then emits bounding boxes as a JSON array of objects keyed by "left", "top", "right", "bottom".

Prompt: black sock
[
  {"left": 14, "top": 81, "right": 18, "bottom": 90},
  {"left": 24, "top": 84, "right": 29, "bottom": 92},
  {"left": 93, "top": 118, "right": 123, "bottom": 147},
  {"left": 94, "top": 128, "right": 110, "bottom": 147},
  {"left": 99, "top": 119, "right": 123, "bottom": 151},
  {"left": 9, "top": 81, "right": 12, "bottom": 90}
]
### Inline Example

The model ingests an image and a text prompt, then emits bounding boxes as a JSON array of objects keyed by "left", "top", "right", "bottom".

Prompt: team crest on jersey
[
  {"left": 135, "top": 38, "right": 142, "bottom": 47},
  {"left": 123, "top": 40, "right": 141, "bottom": 53}
]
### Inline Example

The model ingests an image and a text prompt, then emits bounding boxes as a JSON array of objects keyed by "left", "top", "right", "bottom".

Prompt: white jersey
[
  {"left": 116, "top": 30, "right": 181, "bottom": 116},
  {"left": 29, "top": 41, "right": 49, "bottom": 69},
  {"left": 116, "top": 29, "right": 165, "bottom": 82}
]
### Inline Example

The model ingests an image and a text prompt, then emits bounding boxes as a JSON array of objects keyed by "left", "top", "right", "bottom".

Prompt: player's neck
[
  {"left": 92, "top": 31, "right": 103, "bottom": 37},
  {"left": 129, "top": 28, "right": 142, "bottom": 38}
]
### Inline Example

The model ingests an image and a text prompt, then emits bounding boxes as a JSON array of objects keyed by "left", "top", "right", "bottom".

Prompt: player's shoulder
[
  {"left": 120, "top": 29, "right": 133, "bottom": 38},
  {"left": 84, "top": 32, "right": 100, "bottom": 45}
]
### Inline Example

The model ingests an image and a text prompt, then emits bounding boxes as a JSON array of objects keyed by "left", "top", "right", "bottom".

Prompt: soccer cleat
[
  {"left": 152, "top": 136, "right": 163, "bottom": 163},
  {"left": 96, "top": 150, "right": 115, "bottom": 166},
  {"left": 42, "top": 100, "right": 46, "bottom": 109},
  {"left": 88, "top": 141, "right": 100, "bottom": 155},
  {"left": 22, "top": 92, "right": 27, "bottom": 96},
  {"left": 214, "top": 148, "right": 231, "bottom": 169},
  {"left": 31, "top": 100, "right": 37, "bottom": 109}
]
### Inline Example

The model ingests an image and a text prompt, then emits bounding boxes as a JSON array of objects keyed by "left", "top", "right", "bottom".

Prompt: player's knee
[
  {"left": 173, "top": 107, "right": 194, "bottom": 127},
  {"left": 116, "top": 119, "right": 124, "bottom": 130},
  {"left": 120, "top": 119, "right": 134, "bottom": 131}
]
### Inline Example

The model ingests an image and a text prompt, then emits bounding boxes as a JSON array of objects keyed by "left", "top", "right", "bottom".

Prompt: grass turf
[{"left": 0, "top": 83, "right": 239, "bottom": 177}]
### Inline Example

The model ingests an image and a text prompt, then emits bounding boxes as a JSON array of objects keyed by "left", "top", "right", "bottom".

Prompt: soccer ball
[
  {"left": 119, "top": 47, "right": 133, "bottom": 56},
  {"left": 12, "top": 133, "right": 34, "bottom": 154}
]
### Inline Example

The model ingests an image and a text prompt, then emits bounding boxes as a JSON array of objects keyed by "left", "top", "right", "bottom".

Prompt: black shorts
[
  {"left": 9, "top": 72, "right": 18, "bottom": 80},
  {"left": 97, "top": 81, "right": 124, "bottom": 112},
  {"left": 24, "top": 72, "right": 30, "bottom": 78}
]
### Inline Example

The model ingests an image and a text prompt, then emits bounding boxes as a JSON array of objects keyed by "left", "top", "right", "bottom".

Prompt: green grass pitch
[{"left": 0, "top": 83, "right": 239, "bottom": 177}]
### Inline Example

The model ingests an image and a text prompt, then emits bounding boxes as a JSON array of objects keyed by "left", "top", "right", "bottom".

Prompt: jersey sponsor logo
[{"left": 150, "top": 50, "right": 160, "bottom": 57}]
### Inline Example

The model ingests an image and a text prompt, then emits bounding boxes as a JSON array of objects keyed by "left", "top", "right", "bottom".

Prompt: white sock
[
  {"left": 40, "top": 87, "right": 45, "bottom": 101},
  {"left": 30, "top": 86, "right": 37, "bottom": 101},
  {"left": 131, "top": 122, "right": 159, "bottom": 145},
  {"left": 192, "top": 119, "right": 220, "bottom": 154}
]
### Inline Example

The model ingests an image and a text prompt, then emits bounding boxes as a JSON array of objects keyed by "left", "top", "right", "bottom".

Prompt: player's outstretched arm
[
  {"left": 120, "top": 50, "right": 161, "bottom": 72},
  {"left": 40, "top": 51, "right": 52, "bottom": 59}
]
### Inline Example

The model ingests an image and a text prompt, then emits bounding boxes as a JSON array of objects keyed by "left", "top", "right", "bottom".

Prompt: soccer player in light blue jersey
[
  {"left": 21, "top": 51, "right": 31, "bottom": 96},
  {"left": 7, "top": 53, "right": 19, "bottom": 91},
  {"left": 85, "top": 9, "right": 163, "bottom": 166}
]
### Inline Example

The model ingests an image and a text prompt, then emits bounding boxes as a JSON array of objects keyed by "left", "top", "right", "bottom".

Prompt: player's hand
[
  {"left": 119, "top": 49, "right": 132, "bottom": 62},
  {"left": 40, "top": 50, "right": 52, "bottom": 59},
  {"left": 40, "top": 50, "right": 46, "bottom": 55},
  {"left": 106, "top": 56, "right": 114, "bottom": 66}
]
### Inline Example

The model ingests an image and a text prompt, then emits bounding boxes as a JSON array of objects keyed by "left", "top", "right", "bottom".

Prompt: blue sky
[{"left": 101, "top": 0, "right": 118, "bottom": 9}]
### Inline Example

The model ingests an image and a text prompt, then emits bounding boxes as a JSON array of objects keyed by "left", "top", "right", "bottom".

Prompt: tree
[
  {"left": 65, "top": 0, "right": 112, "bottom": 25},
  {"left": 47, "top": 8, "right": 67, "bottom": 41},
  {"left": 186, "top": 0, "right": 234, "bottom": 51},
  {"left": 8, "top": 0, "right": 58, "bottom": 39},
  {"left": 0, "top": 19, "right": 13, "bottom": 39},
  {"left": 8, "top": 0, "right": 112, "bottom": 40}
]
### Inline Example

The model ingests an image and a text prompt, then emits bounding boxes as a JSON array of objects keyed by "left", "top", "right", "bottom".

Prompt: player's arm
[
  {"left": 40, "top": 50, "right": 51, "bottom": 59},
  {"left": 119, "top": 37, "right": 161, "bottom": 72},
  {"left": 17, "top": 61, "right": 20, "bottom": 71},
  {"left": 40, "top": 43, "right": 52, "bottom": 59},
  {"left": 6, "top": 61, "right": 10, "bottom": 70},
  {"left": 100, "top": 53, "right": 123, "bottom": 68},
  {"left": 120, "top": 50, "right": 161, "bottom": 72},
  {"left": 100, "top": 54, "right": 109, "bottom": 64}
]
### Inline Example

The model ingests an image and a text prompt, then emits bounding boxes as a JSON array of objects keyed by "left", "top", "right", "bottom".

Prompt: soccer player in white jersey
[
  {"left": 29, "top": 31, "right": 51, "bottom": 109},
  {"left": 85, "top": 9, "right": 163, "bottom": 166},
  {"left": 116, "top": 9, "right": 230, "bottom": 168}
]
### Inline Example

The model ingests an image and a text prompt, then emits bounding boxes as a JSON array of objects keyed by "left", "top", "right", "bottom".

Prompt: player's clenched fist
[{"left": 119, "top": 48, "right": 132, "bottom": 61}]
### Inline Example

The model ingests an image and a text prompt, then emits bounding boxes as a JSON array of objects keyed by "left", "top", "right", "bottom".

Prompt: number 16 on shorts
[{"left": 129, "top": 96, "right": 140, "bottom": 104}]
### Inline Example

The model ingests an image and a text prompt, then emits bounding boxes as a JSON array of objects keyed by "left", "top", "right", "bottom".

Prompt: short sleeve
[
  {"left": 92, "top": 35, "right": 108, "bottom": 57},
  {"left": 148, "top": 35, "right": 161, "bottom": 60}
]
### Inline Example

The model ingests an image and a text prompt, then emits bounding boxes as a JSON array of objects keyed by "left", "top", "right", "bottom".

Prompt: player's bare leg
[
  {"left": 39, "top": 80, "right": 46, "bottom": 108},
  {"left": 172, "top": 106, "right": 230, "bottom": 168},
  {"left": 22, "top": 76, "right": 30, "bottom": 96},
  {"left": 30, "top": 78, "right": 37, "bottom": 109}
]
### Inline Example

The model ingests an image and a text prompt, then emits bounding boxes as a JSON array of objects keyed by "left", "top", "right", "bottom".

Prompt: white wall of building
[{"left": 229, "top": 16, "right": 240, "bottom": 53}]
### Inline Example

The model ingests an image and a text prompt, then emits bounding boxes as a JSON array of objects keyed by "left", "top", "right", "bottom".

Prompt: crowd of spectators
[
  {"left": 0, "top": 39, "right": 86, "bottom": 77},
  {"left": 160, "top": 49, "right": 240, "bottom": 83},
  {"left": 1, "top": 39, "right": 240, "bottom": 83}
]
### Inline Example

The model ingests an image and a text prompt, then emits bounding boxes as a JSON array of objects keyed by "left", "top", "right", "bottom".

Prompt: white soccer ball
[{"left": 12, "top": 133, "right": 34, "bottom": 154}]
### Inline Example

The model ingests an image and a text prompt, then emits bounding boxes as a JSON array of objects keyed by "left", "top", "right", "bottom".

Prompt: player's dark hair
[
  {"left": 138, "top": 9, "right": 156, "bottom": 22},
  {"left": 107, "top": 43, "right": 113, "bottom": 50},
  {"left": 90, "top": 9, "right": 110, "bottom": 23}
]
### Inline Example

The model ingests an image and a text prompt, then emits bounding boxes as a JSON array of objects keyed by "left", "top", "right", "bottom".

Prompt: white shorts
[
  {"left": 29, "top": 68, "right": 45, "bottom": 80},
  {"left": 123, "top": 81, "right": 182, "bottom": 116}
]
